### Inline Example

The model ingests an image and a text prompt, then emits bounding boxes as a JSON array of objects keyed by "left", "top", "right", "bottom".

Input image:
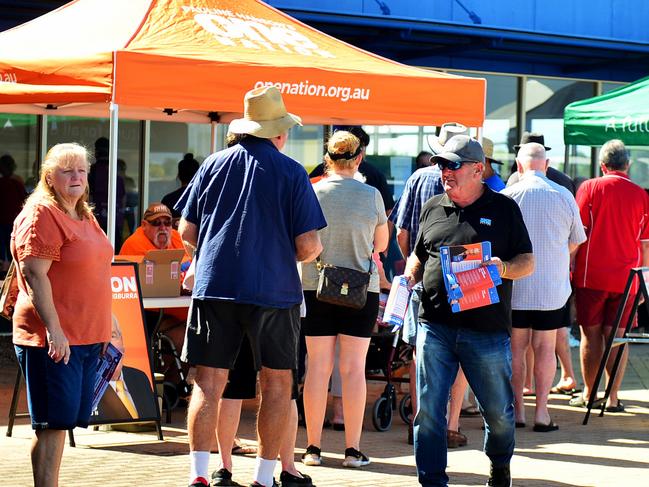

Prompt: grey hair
[{"left": 599, "top": 139, "right": 629, "bottom": 170}]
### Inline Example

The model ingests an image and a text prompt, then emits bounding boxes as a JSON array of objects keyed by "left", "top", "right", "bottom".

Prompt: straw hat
[
  {"left": 229, "top": 86, "right": 302, "bottom": 139},
  {"left": 427, "top": 122, "right": 470, "bottom": 154},
  {"left": 482, "top": 137, "right": 502, "bottom": 164}
]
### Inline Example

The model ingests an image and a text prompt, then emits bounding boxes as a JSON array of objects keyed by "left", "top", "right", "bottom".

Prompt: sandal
[
  {"left": 446, "top": 429, "right": 467, "bottom": 448},
  {"left": 568, "top": 395, "right": 604, "bottom": 408},
  {"left": 605, "top": 401, "right": 625, "bottom": 413},
  {"left": 231, "top": 443, "right": 257, "bottom": 455},
  {"left": 550, "top": 385, "right": 581, "bottom": 396}
]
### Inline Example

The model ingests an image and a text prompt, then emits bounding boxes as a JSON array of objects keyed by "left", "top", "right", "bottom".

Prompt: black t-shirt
[
  {"left": 414, "top": 186, "right": 533, "bottom": 333},
  {"left": 162, "top": 186, "right": 186, "bottom": 219}
]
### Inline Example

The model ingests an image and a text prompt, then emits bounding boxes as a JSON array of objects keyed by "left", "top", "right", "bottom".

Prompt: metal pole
[
  {"left": 564, "top": 144, "right": 570, "bottom": 175},
  {"left": 210, "top": 121, "right": 218, "bottom": 153},
  {"left": 142, "top": 120, "right": 151, "bottom": 211},
  {"left": 108, "top": 103, "right": 119, "bottom": 250}
]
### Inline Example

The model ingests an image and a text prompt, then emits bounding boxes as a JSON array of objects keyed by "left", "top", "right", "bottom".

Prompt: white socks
[
  {"left": 253, "top": 457, "right": 277, "bottom": 486},
  {"left": 189, "top": 451, "right": 210, "bottom": 485}
]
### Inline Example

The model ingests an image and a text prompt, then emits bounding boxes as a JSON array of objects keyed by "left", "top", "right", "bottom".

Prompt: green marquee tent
[{"left": 564, "top": 76, "right": 649, "bottom": 147}]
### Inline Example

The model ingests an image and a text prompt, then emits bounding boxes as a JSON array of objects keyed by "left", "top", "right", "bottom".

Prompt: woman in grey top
[{"left": 300, "top": 130, "right": 389, "bottom": 469}]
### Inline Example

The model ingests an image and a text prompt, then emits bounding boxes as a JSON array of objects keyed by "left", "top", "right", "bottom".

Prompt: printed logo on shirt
[{"left": 480, "top": 217, "right": 492, "bottom": 226}]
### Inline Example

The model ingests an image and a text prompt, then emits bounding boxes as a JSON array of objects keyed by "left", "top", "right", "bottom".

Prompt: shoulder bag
[
  {"left": 0, "top": 261, "right": 19, "bottom": 321},
  {"left": 315, "top": 254, "right": 373, "bottom": 310}
]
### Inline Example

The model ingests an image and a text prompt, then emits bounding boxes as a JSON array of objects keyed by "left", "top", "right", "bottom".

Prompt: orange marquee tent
[
  {"left": 0, "top": 0, "right": 485, "bottom": 243},
  {"left": 0, "top": 0, "right": 485, "bottom": 127}
]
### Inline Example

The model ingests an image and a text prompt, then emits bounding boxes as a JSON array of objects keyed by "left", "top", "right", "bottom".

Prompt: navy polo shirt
[
  {"left": 414, "top": 186, "right": 533, "bottom": 333},
  {"left": 178, "top": 136, "right": 326, "bottom": 308}
]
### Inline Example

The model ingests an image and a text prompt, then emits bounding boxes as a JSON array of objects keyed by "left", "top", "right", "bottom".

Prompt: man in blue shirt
[
  {"left": 482, "top": 137, "right": 506, "bottom": 192},
  {"left": 177, "top": 86, "right": 326, "bottom": 487}
]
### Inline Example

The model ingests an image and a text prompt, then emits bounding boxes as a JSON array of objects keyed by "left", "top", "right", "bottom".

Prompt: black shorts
[
  {"left": 302, "top": 291, "right": 379, "bottom": 338},
  {"left": 222, "top": 336, "right": 257, "bottom": 400},
  {"left": 512, "top": 306, "right": 566, "bottom": 331},
  {"left": 182, "top": 299, "right": 300, "bottom": 370},
  {"left": 222, "top": 338, "right": 298, "bottom": 400}
]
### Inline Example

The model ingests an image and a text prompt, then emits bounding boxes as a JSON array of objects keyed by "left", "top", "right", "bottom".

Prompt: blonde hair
[
  {"left": 324, "top": 131, "right": 362, "bottom": 170},
  {"left": 25, "top": 143, "right": 94, "bottom": 219}
]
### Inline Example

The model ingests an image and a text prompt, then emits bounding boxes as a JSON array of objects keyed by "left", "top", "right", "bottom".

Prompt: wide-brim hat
[
  {"left": 430, "top": 135, "right": 485, "bottom": 165},
  {"left": 229, "top": 86, "right": 302, "bottom": 139},
  {"left": 427, "top": 122, "right": 470, "bottom": 154},
  {"left": 514, "top": 131, "right": 551, "bottom": 151},
  {"left": 482, "top": 137, "right": 502, "bottom": 165}
]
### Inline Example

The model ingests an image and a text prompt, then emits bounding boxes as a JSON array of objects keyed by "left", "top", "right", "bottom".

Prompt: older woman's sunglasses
[
  {"left": 147, "top": 218, "right": 172, "bottom": 227},
  {"left": 436, "top": 160, "right": 477, "bottom": 171}
]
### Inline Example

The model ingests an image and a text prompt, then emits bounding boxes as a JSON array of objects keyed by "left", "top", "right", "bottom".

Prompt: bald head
[{"left": 516, "top": 142, "right": 548, "bottom": 173}]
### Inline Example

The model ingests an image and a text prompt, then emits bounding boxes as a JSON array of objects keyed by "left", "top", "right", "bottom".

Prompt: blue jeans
[{"left": 414, "top": 320, "right": 515, "bottom": 486}]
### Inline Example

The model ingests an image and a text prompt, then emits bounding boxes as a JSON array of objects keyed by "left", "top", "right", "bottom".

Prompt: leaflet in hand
[
  {"left": 383, "top": 275, "right": 411, "bottom": 330},
  {"left": 92, "top": 343, "right": 123, "bottom": 411},
  {"left": 440, "top": 242, "right": 501, "bottom": 312}
]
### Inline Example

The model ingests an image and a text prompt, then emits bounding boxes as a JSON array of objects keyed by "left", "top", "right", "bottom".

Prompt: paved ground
[{"left": 1, "top": 343, "right": 648, "bottom": 486}]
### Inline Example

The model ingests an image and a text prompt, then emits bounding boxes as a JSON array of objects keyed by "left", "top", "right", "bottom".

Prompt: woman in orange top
[{"left": 11, "top": 143, "right": 113, "bottom": 487}]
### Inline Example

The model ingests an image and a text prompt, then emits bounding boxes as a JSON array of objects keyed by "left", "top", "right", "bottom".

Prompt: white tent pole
[
  {"left": 108, "top": 102, "right": 119, "bottom": 250},
  {"left": 210, "top": 120, "right": 218, "bottom": 153}
]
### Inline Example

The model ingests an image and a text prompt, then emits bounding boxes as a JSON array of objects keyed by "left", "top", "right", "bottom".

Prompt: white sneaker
[
  {"left": 301, "top": 445, "right": 322, "bottom": 466},
  {"left": 342, "top": 448, "right": 370, "bottom": 468}
]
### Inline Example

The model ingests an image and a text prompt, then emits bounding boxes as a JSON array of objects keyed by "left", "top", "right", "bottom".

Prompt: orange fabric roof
[{"left": 0, "top": 0, "right": 485, "bottom": 126}]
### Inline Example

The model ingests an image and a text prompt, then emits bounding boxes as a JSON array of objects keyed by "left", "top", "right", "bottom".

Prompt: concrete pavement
[{"left": 1, "top": 345, "right": 648, "bottom": 486}]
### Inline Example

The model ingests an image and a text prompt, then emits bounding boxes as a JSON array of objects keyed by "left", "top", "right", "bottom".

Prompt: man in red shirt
[{"left": 572, "top": 140, "right": 649, "bottom": 412}]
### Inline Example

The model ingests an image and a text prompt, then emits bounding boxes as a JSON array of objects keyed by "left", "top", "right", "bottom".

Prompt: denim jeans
[{"left": 414, "top": 320, "right": 515, "bottom": 486}]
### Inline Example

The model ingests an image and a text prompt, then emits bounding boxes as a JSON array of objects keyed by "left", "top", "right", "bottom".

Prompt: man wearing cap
[
  {"left": 570, "top": 140, "right": 649, "bottom": 412},
  {"left": 507, "top": 132, "right": 576, "bottom": 195},
  {"left": 502, "top": 143, "right": 586, "bottom": 432},
  {"left": 404, "top": 135, "right": 534, "bottom": 487},
  {"left": 177, "top": 86, "right": 326, "bottom": 487},
  {"left": 482, "top": 137, "right": 506, "bottom": 192},
  {"left": 120, "top": 202, "right": 185, "bottom": 254},
  {"left": 390, "top": 122, "right": 466, "bottom": 447}
]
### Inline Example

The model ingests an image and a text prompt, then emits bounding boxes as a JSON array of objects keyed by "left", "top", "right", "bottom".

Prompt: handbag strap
[{"left": 316, "top": 250, "right": 374, "bottom": 275}]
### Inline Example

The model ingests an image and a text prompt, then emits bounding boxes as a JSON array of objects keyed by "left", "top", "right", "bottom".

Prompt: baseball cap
[
  {"left": 143, "top": 203, "right": 172, "bottom": 222},
  {"left": 430, "top": 135, "right": 485, "bottom": 165}
]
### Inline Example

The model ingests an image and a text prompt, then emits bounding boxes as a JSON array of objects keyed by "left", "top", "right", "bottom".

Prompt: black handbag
[{"left": 315, "top": 254, "right": 373, "bottom": 310}]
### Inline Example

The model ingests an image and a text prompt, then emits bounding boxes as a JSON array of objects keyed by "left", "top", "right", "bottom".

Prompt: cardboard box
[{"left": 116, "top": 249, "right": 185, "bottom": 298}]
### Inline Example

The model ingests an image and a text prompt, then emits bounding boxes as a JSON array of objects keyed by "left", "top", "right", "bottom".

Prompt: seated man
[
  {"left": 120, "top": 202, "right": 186, "bottom": 254},
  {"left": 119, "top": 202, "right": 189, "bottom": 379}
]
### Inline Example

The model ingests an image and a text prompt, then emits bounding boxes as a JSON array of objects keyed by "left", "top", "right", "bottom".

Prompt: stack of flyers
[
  {"left": 440, "top": 242, "right": 501, "bottom": 313},
  {"left": 92, "top": 343, "right": 123, "bottom": 411},
  {"left": 383, "top": 275, "right": 412, "bottom": 330}
]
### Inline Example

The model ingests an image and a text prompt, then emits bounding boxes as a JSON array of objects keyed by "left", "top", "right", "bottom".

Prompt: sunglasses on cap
[
  {"left": 436, "top": 159, "right": 479, "bottom": 171},
  {"left": 147, "top": 218, "right": 172, "bottom": 227}
]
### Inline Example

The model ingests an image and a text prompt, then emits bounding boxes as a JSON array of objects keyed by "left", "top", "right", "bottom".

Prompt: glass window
[
  {"left": 283, "top": 124, "right": 324, "bottom": 174},
  {"left": 526, "top": 77, "right": 596, "bottom": 179},
  {"left": 148, "top": 121, "right": 211, "bottom": 204},
  {"left": 1, "top": 113, "right": 36, "bottom": 270},
  {"left": 448, "top": 72, "right": 518, "bottom": 180},
  {"left": 0, "top": 113, "right": 38, "bottom": 190},
  {"left": 602, "top": 81, "right": 626, "bottom": 94},
  {"left": 362, "top": 125, "right": 436, "bottom": 200},
  {"left": 47, "top": 116, "right": 142, "bottom": 248}
]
